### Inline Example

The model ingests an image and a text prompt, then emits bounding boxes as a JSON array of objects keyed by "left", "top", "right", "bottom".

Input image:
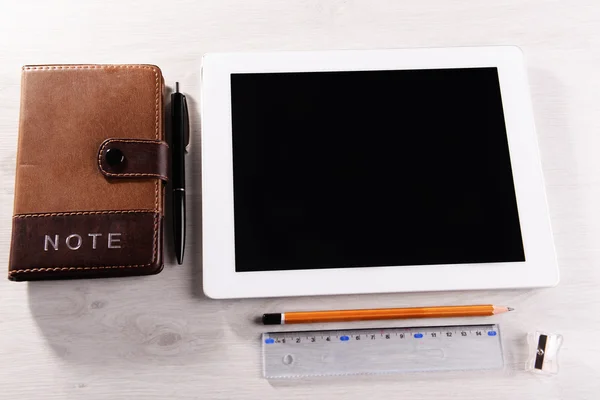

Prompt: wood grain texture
[{"left": 1, "top": 0, "right": 599, "bottom": 398}]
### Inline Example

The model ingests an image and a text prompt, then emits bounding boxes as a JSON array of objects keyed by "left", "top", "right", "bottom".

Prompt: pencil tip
[{"left": 507, "top": 307, "right": 514, "bottom": 311}]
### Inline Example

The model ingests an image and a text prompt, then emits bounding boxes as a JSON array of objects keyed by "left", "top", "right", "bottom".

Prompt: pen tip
[
  {"left": 507, "top": 307, "right": 514, "bottom": 311},
  {"left": 176, "top": 82, "right": 179, "bottom": 93}
]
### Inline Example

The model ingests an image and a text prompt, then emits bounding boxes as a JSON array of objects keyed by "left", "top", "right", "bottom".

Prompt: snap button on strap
[{"left": 105, "top": 148, "right": 125, "bottom": 167}]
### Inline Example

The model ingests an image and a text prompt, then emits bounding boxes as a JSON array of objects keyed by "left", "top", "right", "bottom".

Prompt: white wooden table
[{"left": 1, "top": 0, "right": 599, "bottom": 398}]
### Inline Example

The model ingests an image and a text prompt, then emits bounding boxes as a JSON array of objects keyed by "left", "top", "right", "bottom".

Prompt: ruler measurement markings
[
  {"left": 266, "top": 325, "right": 498, "bottom": 344},
  {"left": 267, "top": 325, "right": 497, "bottom": 339}
]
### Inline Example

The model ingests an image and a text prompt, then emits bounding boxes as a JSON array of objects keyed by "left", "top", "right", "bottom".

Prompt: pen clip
[{"left": 182, "top": 94, "right": 190, "bottom": 153}]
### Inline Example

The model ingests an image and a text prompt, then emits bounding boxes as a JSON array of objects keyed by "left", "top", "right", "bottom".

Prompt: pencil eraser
[{"left": 262, "top": 313, "right": 282, "bottom": 325}]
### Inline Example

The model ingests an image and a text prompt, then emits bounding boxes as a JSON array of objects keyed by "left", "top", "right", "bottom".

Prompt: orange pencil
[{"left": 262, "top": 304, "right": 513, "bottom": 325}]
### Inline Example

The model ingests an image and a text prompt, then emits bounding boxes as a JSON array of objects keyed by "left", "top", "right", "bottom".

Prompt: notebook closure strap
[{"left": 98, "top": 138, "right": 169, "bottom": 182}]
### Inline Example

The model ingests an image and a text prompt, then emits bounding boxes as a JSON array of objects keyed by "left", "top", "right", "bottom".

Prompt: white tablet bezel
[{"left": 200, "top": 46, "right": 558, "bottom": 299}]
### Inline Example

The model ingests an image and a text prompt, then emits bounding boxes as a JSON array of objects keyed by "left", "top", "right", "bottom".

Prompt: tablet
[{"left": 200, "top": 47, "right": 558, "bottom": 299}]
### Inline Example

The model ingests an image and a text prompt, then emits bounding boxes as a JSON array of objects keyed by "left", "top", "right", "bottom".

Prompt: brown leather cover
[{"left": 9, "top": 64, "right": 166, "bottom": 281}]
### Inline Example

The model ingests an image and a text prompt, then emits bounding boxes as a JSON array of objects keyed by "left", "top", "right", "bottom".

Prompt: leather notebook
[{"left": 9, "top": 64, "right": 168, "bottom": 281}]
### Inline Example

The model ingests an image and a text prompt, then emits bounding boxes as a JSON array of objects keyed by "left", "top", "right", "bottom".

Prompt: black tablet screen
[{"left": 230, "top": 68, "right": 525, "bottom": 272}]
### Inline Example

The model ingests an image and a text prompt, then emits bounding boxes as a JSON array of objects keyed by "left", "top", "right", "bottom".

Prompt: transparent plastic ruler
[{"left": 262, "top": 324, "right": 503, "bottom": 378}]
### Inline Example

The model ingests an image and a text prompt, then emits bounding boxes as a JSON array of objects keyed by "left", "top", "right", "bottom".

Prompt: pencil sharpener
[{"left": 526, "top": 331, "right": 563, "bottom": 374}]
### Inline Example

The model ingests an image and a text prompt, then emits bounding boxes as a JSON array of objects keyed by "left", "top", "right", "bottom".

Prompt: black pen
[{"left": 171, "top": 82, "right": 189, "bottom": 265}]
